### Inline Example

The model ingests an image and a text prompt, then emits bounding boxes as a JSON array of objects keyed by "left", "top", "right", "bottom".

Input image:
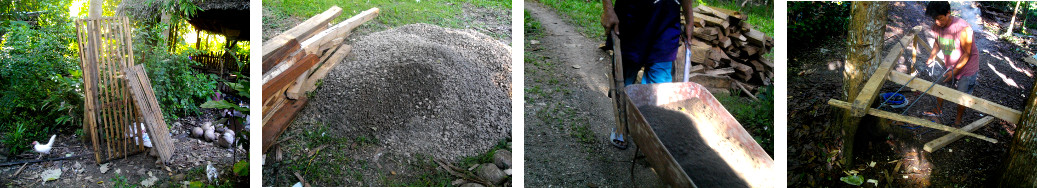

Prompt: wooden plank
[
  {"left": 887, "top": 71, "right": 1022, "bottom": 124},
  {"left": 124, "top": 65, "right": 175, "bottom": 162},
  {"left": 262, "top": 54, "right": 320, "bottom": 101},
  {"left": 849, "top": 44, "right": 903, "bottom": 117},
  {"left": 262, "top": 97, "right": 309, "bottom": 154},
  {"left": 744, "top": 28, "right": 767, "bottom": 47},
  {"left": 300, "top": 8, "right": 379, "bottom": 55},
  {"left": 262, "top": 6, "right": 342, "bottom": 72},
  {"left": 828, "top": 99, "right": 998, "bottom": 143},
  {"left": 286, "top": 44, "right": 353, "bottom": 99},
  {"left": 923, "top": 116, "right": 996, "bottom": 152},
  {"left": 694, "top": 12, "right": 728, "bottom": 28},
  {"left": 263, "top": 39, "right": 299, "bottom": 73}
]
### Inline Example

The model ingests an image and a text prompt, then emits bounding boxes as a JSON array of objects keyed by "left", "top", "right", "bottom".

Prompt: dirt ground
[
  {"left": 523, "top": 1, "right": 664, "bottom": 187},
  {"left": 0, "top": 113, "right": 248, "bottom": 187},
  {"left": 788, "top": 2, "right": 1036, "bottom": 187}
]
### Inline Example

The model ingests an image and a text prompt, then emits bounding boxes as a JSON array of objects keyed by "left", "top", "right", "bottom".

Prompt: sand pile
[{"left": 293, "top": 23, "right": 511, "bottom": 159}]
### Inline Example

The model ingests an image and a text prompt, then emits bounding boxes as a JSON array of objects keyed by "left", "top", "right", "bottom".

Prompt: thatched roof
[{"left": 117, "top": 0, "right": 248, "bottom": 39}]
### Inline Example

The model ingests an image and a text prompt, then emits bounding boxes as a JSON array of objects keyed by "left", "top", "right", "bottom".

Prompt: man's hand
[
  {"left": 601, "top": 5, "right": 619, "bottom": 35},
  {"left": 942, "top": 68, "right": 955, "bottom": 83}
]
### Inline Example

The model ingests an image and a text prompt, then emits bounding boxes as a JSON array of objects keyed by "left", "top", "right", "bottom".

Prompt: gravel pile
[{"left": 294, "top": 23, "right": 511, "bottom": 159}]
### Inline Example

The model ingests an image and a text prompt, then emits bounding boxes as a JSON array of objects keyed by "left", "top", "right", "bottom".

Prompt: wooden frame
[
  {"left": 74, "top": 17, "right": 145, "bottom": 163},
  {"left": 833, "top": 28, "right": 1020, "bottom": 147}
]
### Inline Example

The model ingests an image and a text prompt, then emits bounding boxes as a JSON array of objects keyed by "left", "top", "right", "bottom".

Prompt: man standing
[
  {"left": 601, "top": 0, "right": 696, "bottom": 149},
  {"left": 924, "top": 1, "right": 980, "bottom": 126}
]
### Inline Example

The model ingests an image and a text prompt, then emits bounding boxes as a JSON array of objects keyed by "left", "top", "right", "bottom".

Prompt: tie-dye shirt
[{"left": 930, "top": 16, "right": 979, "bottom": 79}]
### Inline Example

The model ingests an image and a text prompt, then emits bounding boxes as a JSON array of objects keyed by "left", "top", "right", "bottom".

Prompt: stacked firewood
[
  {"left": 260, "top": 6, "right": 379, "bottom": 153},
  {"left": 676, "top": 5, "right": 773, "bottom": 96}
]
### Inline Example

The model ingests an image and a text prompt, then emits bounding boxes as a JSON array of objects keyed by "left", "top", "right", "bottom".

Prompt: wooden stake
[{"left": 923, "top": 116, "right": 996, "bottom": 152}]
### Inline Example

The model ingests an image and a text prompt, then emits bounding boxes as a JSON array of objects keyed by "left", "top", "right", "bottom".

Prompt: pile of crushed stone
[{"left": 292, "top": 23, "right": 511, "bottom": 159}]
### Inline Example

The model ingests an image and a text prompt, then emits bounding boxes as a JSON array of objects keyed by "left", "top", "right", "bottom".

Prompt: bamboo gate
[{"left": 74, "top": 16, "right": 174, "bottom": 164}]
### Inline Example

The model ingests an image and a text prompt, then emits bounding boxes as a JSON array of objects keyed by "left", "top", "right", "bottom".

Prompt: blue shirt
[{"left": 615, "top": 0, "right": 683, "bottom": 64}]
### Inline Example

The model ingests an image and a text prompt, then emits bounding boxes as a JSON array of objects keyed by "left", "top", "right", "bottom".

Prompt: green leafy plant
[
  {"left": 0, "top": 8, "right": 80, "bottom": 154},
  {"left": 788, "top": 2, "right": 851, "bottom": 49}
]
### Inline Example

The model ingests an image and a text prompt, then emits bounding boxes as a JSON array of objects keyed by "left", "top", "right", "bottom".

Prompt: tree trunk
[
  {"left": 840, "top": 1, "right": 888, "bottom": 166},
  {"left": 1005, "top": 1, "right": 1022, "bottom": 37},
  {"left": 89, "top": 0, "right": 102, "bottom": 18},
  {"left": 1000, "top": 74, "right": 1037, "bottom": 187}
]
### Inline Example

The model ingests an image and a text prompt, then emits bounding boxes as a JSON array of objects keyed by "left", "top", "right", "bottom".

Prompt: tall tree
[
  {"left": 1005, "top": 1, "right": 1023, "bottom": 37},
  {"left": 1000, "top": 73, "right": 1037, "bottom": 186},
  {"left": 89, "top": 0, "right": 102, "bottom": 18},
  {"left": 840, "top": 1, "right": 888, "bottom": 166}
]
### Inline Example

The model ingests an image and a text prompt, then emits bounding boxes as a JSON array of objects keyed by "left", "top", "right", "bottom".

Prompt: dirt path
[
  {"left": 523, "top": 1, "right": 663, "bottom": 187},
  {"left": 789, "top": 2, "right": 1035, "bottom": 187},
  {"left": 0, "top": 115, "right": 247, "bottom": 187}
]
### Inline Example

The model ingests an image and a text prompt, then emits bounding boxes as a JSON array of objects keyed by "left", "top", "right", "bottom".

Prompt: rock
[
  {"left": 493, "top": 150, "right": 511, "bottom": 169},
  {"left": 141, "top": 175, "right": 158, "bottom": 187},
  {"left": 572, "top": 65, "right": 581, "bottom": 69},
  {"left": 476, "top": 163, "right": 507, "bottom": 185},
  {"left": 460, "top": 183, "right": 484, "bottom": 187},
  {"left": 99, "top": 163, "right": 109, "bottom": 174},
  {"left": 40, "top": 168, "right": 62, "bottom": 184},
  {"left": 172, "top": 174, "right": 185, "bottom": 182},
  {"left": 192, "top": 127, "right": 204, "bottom": 138},
  {"left": 451, "top": 179, "right": 467, "bottom": 186},
  {"left": 217, "top": 131, "right": 235, "bottom": 148},
  {"left": 215, "top": 127, "right": 227, "bottom": 134},
  {"left": 204, "top": 128, "right": 217, "bottom": 142}
]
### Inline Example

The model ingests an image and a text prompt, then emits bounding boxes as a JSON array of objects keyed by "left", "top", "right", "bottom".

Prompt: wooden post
[{"left": 840, "top": 1, "right": 888, "bottom": 166}]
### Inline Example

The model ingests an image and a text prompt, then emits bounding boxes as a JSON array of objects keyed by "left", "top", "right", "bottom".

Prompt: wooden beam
[
  {"left": 262, "top": 6, "right": 343, "bottom": 72},
  {"left": 262, "top": 54, "right": 320, "bottom": 102},
  {"left": 924, "top": 116, "right": 996, "bottom": 152},
  {"left": 262, "top": 97, "right": 308, "bottom": 154},
  {"left": 300, "top": 8, "right": 379, "bottom": 55},
  {"left": 887, "top": 71, "right": 1022, "bottom": 124},
  {"left": 286, "top": 44, "right": 352, "bottom": 99},
  {"left": 850, "top": 43, "right": 903, "bottom": 117},
  {"left": 829, "top": 99, "right": 998, "bottom": 143}
]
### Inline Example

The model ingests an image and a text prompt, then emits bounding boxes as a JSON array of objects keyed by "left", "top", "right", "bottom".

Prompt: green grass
[
  {"left": 697, "top": 0, "right": 774, "bottom": 35},
  {"left": 715, "top": 85, "right": 774, "bottom": 156},
  {"left": 263, "top": 0, "right": 511, "bottom": 39},
  {"left": 535, "top": 0, "right": 773, "bottom": 38}
]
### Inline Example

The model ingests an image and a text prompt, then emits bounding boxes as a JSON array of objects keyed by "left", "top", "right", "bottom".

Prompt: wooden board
[
  {"left": 262, "top": 97, "right": 309, "bottom": 153},
  {"left": 262, "top": 54, "right": 320, "bottom": 102},
  {"left": 262, "top": 6, "right": 342, "bottom": 72},
  {"left": 124, "top": 64, "right": 175, "bottom": 162},
  {"left": 923, "top": 116, "right": 996, "bottom": 152},
  {"left": 850, "top": 43, "right": 903, "bottom": 117},
  {"left": 287, "top": 44, "right": 353, "bottom": 99},
  {"left": 887, "top": 71, "right": 1022, "bottom": 124},
  {"left": 829, "top": 99, "right": 998, "bottom": 143},
  {"left": 300, "top": 8, "right": 379, "bottom": 54}
]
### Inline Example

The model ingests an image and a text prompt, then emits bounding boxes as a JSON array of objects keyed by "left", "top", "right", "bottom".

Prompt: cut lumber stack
[
  {"left": 677, "top": 5, "right": 773, "bottom": 93},
  {"left": 261, "top": 7, "right": 379, "bottom": 153}
]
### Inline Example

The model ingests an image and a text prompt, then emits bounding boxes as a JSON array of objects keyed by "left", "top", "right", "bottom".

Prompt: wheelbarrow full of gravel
[{"left": 623, "top": 82, "right": 774, "bottom": 187}]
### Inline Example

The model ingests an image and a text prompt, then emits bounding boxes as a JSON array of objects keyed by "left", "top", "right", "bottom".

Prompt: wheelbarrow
[{"left": 623, "top": 82, "right": 774, "bottom": 187}]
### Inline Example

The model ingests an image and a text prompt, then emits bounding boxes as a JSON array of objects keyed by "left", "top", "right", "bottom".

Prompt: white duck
[{"left": 31, "top": 135, "right": 56, "bottom": 158}]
